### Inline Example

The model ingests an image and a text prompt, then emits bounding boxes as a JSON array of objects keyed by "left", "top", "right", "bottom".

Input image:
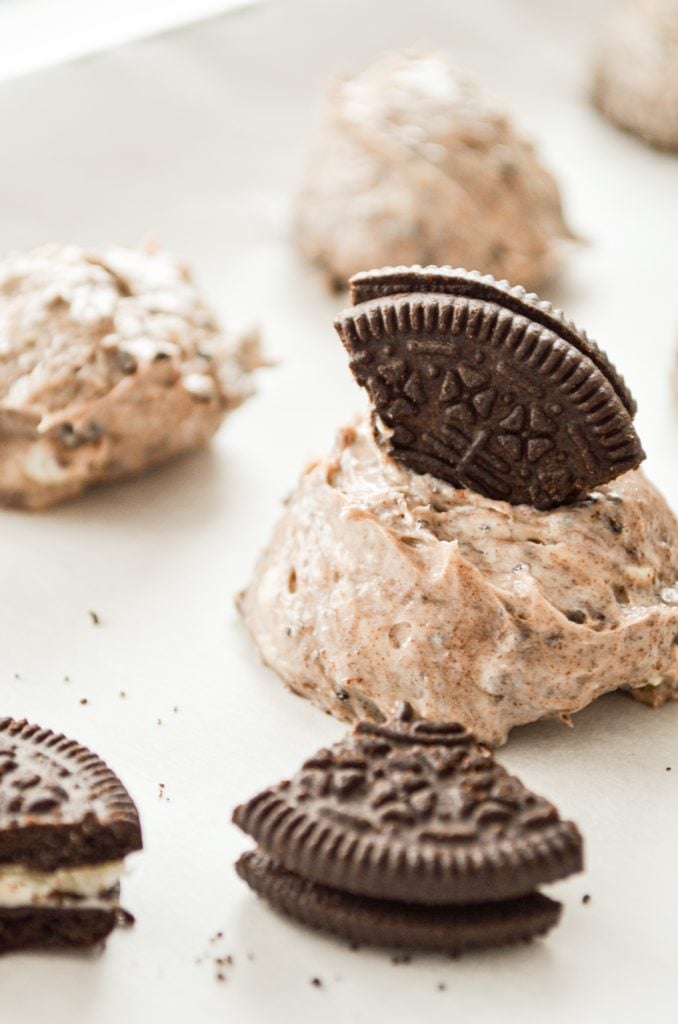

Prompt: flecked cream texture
[
  {"left": 0, "top": 244, "right": 259, "bottom": 508},
  {"left": 296, "top": 51, "right": 575, "bottom": 292},
  {"left": 239, "top": 422, "right": 678, "bottom": 745}
]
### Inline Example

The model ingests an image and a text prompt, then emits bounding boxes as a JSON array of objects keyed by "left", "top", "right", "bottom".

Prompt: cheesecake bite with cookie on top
[{"left": 239, "top": 266, "right": 678, "bottom": 746}]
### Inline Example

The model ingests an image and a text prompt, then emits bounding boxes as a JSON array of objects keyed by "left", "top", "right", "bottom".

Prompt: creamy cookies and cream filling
[
  {"left": 0, "top": 243, "right": 261, "bottom": 508},
  {"left": 239, "top": 421, "right": 678, "bottom": 745}
]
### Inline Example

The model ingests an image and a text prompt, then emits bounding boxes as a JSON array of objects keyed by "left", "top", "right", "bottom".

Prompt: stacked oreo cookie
[
  {"left": 0, "top": 719, "right": 141, "bottom": 953},
  {"left": 234, "top": 704, "right": 583, "bottom": 953},
  {"left": 335, "top": 266, "right": 644, "bottom": 509}
]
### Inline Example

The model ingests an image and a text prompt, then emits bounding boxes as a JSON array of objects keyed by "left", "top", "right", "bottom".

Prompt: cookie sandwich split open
[
  {"left": 239, "top": 266, "right": 678, "bottom": 745},
  {"left": 233, "top": 704, "right": 583, "bottom": 954},
  {"left": 0, "top": 718, "right": 142, "bottom": 953}
]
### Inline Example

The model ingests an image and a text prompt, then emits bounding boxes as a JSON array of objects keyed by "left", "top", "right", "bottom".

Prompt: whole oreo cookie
[
  {"left": 233, "top": 705, "right": 583, "bottom": 953},
  {"left": 334, "top": 266, "right": 644, "bottom": 509},
  {"left": 0, "top": 718, "right": 142, "bottom": 953}
]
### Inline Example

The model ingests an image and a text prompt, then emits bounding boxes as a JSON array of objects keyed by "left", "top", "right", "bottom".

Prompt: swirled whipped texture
[{"left": 239, "top": 421, "right": 678, "bottom": 745}]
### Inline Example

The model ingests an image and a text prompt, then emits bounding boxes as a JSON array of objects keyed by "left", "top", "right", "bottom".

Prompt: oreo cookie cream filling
[{"left": 0, "top": 861, "right": 123, "bottom": 909}]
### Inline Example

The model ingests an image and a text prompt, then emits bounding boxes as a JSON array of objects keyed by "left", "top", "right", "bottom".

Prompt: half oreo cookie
[
  {"left": 0, "top": 718, "right": 142, "bottom": 953},
  {"left": 334, "top": 265, "right": 644, "bottom": 509},
  {"left": 233, "top": 704, "right": 583, "bottom": 954}
]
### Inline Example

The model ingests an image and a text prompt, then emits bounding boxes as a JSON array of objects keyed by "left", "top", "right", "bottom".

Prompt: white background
[
  {"left": 0, "top": 0, "right": 254, "bottom": 82},
  {"left": 0, "top": 1, "right": 676, "bottom": 1021}
]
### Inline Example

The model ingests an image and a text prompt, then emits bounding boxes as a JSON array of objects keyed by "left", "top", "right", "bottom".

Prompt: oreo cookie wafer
[
  {"left": 233, "top": 704, "right": 583, "bottom": 954},
  {"left": 0, "top": 718, "right": 142, "bottom": 953},
  {"left": 335, "top": 266, "right": 644, "bottom": 509}
]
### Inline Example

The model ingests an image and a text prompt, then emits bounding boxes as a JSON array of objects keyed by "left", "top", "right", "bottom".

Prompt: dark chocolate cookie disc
[
  {"left": 0, "top": 907, "right": 119, "bottom": 954},
  {"left": 237, "top": 849, "right": 562, "bottom": 955},
  {"left": 233, "top": 704, "right": 583, "bottom": 909},
  {"left": 334, "top": 266, "right": 644, "bottom": 509},
  {"left": 0, "top": 718, "right": 141, "bottom": 870}
]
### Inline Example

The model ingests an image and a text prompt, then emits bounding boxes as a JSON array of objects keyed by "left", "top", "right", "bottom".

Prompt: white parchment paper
[{"left": 0, "top": 1, "right": 675, "bottom": 1021}]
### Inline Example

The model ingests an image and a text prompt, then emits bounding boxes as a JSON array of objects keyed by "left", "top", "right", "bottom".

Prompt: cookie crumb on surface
[
  {"left": 310, "top": 977, "right": 323, "bottom": 988},
  {"left": 79, "top": 698, "right": 88, "bottom": 705},
  {"left": 582, "top": 894, "right": 591, "bottom": 905},
  {"left": 88, "top": 610, "right": 100, "bottom": 625}
]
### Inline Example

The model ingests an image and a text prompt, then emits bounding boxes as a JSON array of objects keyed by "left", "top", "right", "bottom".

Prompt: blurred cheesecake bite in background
[
  {"left": 295, "top": 50, "right": 577, "bottom": 292},
  {"left": 593, "top": 0, "right": 678, "bottom": 150}
]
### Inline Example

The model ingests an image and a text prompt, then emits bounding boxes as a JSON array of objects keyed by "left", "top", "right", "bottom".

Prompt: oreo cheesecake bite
[
  {"left": 295, "top": 51, "right": 576, "bottom": 291},
  {"left": 593, "top": 0, "right": 678, "bottom": 151},
  {"left": 0, "top": 718, "right": 142, "bottom": 953},
  {"left": 0, "top": 243, "right": 261, "bottom": 509},
  {"left": 233, "top": 705, "right": 583, "bottom": 954},
  {"left": 238, "top": 267, "right": 678, "bottom": 744}
]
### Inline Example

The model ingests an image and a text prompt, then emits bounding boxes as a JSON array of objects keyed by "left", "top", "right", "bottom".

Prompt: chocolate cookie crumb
[
  {"left": 310, "top": 977, "right": 323, "bottom": 988},
  {"left": 582, "top": 894, "right": 591, "bottom": 905},
  {"left": 88, "top": 610, "right": 100, "bottom": 625}
]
